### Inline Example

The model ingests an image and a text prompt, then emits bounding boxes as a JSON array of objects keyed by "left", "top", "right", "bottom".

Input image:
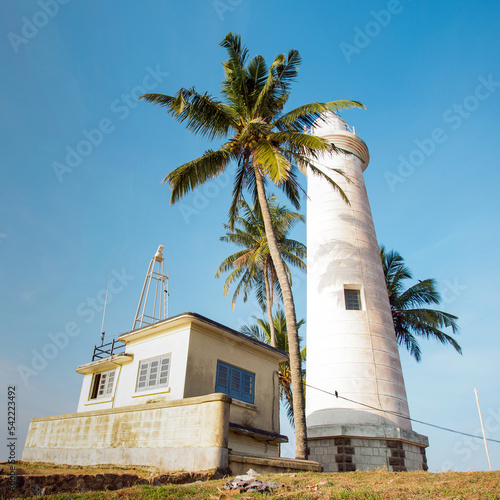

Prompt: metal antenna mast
[
  {"left": 132, "top": 245, "right": 169, "bottom": 330},
  {"left": 99, "top": 273, "right": 111, "bottom": 345}
]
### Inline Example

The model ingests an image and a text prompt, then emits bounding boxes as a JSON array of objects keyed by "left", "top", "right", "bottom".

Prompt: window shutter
[
  {"left": 242, "top": 372, "right": 254, "bottom": 403},
  {"left": 159, "top": 357, "right": 170, "bottom": 386},
  {"left": 215, "top": 362, "right": 229, "bottom": 393},
  {"left": 230, "top": 367, "right": 242, "bottom": 399},
  {"left": 106, "top": 371, "right": 115, "bottom": 394},
  {"left": 137, "top": 362, "right": 148, "bottom": 389},
  {"left": 215, "top": 361, "right": 254, "bottom": 404}
]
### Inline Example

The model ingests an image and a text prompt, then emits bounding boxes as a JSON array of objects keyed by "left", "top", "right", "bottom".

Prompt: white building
[
  {"left": 304, "top": 113, "right": 428, "bottom": 472},
  {"left": 23, "top": 312, "right": 320, "bottom": 474}
]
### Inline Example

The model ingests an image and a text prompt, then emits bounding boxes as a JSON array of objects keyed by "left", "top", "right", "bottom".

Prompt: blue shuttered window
[{"left": 215, "top": 361, "right": 255, "bottom": 404}]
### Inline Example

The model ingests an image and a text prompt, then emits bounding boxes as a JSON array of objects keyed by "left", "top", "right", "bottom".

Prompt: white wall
[{"left": 76, "top": 324, "right": 190, "bottom": 412}]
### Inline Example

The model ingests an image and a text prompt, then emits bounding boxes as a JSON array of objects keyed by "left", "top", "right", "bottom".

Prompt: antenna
[
  {"left": 132, "top": 245, "right": 169, "bottom": 330},
  {"left": 163, "top": 269, "right": 169, "bottom": 319},
  {"left": 100, "top": 273, "right": 110, "bottom": 345},
  {"left": 474, "top": 388, "right": 493, "bottom": 471}
]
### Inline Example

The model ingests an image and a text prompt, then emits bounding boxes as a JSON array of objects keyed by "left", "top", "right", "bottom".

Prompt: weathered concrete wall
[{"left": 22, "top": 394, "right": 230, "bottom": 472}]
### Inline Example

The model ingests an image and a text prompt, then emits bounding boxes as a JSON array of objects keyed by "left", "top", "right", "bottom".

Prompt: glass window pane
[{"left": 345, "top": 289, "right": 361, "bottom": 310}]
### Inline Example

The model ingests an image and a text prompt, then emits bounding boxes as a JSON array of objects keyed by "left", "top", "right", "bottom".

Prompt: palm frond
[
  {"left": 140, "top": 89, "right": 238, "bottom": 140},
  {"left": 275, "top": 100, "right": 365, "bottom": 130},
  {"left": 276, "top": 49, "right": 302, "bottom": 89},
  {"left": 165, "top": 147, "right": 233, "bottom": 203},
  {"left": 381, "top": 246, "right": 461, "bottom": 362},
  {"left": 398, "top": 280, "right": 441, "bottom": 308},
  {"left": 253, "top": 142, "right": 291, "bottom": 184},
  {"left": 217, "top": 195, "right": 306, "bottom": 313}
]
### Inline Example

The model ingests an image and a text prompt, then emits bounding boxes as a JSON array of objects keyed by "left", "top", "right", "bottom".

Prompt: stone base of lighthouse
[{"left": 307, "top": 425, "right": 428, "bottom": 472}]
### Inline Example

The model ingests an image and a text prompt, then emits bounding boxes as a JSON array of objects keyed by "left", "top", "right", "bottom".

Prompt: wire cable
[{"left": 305, "top": 383, "right": 500, "bottom": 445}]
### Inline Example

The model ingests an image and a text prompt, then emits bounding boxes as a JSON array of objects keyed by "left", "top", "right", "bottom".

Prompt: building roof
[{"left": 117, "top": 311, "right": 289, "bottom": 362}]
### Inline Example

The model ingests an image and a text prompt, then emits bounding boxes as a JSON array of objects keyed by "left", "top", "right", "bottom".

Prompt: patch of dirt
[{"left": 0, "top": 462, "right": 228, "bottom": 499}]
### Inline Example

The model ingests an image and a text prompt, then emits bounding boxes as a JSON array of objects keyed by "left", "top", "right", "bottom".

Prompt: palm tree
[
  {"left": 380, "top": 246, "right": 461, "bottom": 362},
  {"left": 215, "top": 195, "right": 306, "bottom": 347},
  {"left": 140, "top": 32, "right": 364, "bottom": 458},
  {"left": 242, "top": 309, "right": 306, "bottom": 426}
]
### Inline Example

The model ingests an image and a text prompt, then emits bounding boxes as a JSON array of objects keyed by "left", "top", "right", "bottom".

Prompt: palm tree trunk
[
  {"left": 253, "top": 162, "right": 308, "bottom": 460},
  {"left": 263, "top": 264, "right": 277, "bottom": 347},
  {"left": 280, "top": 371, "right": 294, "bottom": 421}
]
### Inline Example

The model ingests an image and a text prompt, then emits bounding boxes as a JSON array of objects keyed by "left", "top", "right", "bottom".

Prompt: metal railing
[{"left": 92, "top": 339, "right": 125, "bottom": 361}]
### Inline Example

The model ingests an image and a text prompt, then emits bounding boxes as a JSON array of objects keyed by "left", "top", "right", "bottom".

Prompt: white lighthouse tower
[{"left": 305, "top": 113, "right": 428, "bottom": 472}]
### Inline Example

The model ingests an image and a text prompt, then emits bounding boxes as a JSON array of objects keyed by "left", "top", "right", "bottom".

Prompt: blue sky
[{"left": 1, "top": 0, "right": 499, "bottom": 471}]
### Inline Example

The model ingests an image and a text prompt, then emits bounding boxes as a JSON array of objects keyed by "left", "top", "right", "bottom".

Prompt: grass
[{"left": 23, "top": 469, "right": 500, "bottom": 500}]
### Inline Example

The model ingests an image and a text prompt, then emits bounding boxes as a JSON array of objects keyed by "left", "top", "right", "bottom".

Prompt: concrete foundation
[
  {"left": 308, "top": 424, "right": 428, "bottom": 471},
  {"left": 228, "top": 452, "right": 322, "bottom": 475}
]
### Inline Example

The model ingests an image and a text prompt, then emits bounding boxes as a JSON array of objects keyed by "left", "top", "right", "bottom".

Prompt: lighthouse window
[
  {"left": 215, "top": 361, "right": 255, "bottom": 404},
  {"left": 89, "top": 369, "right": 116, "bottom": 399},
  {"left": 136, "top": 354, "right": 171, "bottom": 392},
  {"left": 345, "top": 289, "right": 362, "bottom": 310}
]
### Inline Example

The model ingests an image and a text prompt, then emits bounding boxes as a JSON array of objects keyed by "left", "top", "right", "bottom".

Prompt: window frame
[
  {"left": 215, "top": 360, "right": 255, "bottom": 404},
  {"left": 89, "top": 369, "right": 116, "bottom": 400},
  {"left": 344, "top": 287, "right": 362, "bottom": 310},
  {"left": 135, "top": 353, "right": 171, "bottom": 393}
]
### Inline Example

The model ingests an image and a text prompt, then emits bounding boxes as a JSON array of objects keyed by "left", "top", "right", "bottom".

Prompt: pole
[
  {"left": 100, "top": 273, "right": 110, "bottom": 344},
  {"left": 474, "top": 387, "right": 492, "bottom": 471}
]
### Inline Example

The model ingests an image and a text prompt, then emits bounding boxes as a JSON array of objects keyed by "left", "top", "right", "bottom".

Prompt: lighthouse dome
[{"left": 311, "top": 112, "right": 349, "bottom": 135}]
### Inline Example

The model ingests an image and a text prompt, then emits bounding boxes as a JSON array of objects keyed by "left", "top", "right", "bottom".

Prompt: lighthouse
[{"left": 304, "top": 113, "right": 428, "bottom": 472}]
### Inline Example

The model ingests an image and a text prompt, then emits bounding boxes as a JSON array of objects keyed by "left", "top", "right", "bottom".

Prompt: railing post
[{"left": 91, "top": 338, "right": 124, "bottom": 362}]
